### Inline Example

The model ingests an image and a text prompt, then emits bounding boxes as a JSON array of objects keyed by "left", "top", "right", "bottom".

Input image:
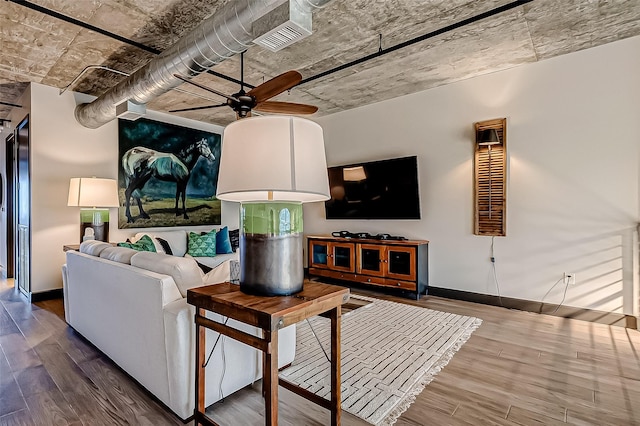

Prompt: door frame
[
  {"left": 4, "top": 132, "right": 15, "bottom": 278},
  {"left": 15, "top": 114, "right": 30, "bottom": 297}
]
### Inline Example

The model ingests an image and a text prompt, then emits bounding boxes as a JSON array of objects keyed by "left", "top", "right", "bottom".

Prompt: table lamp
[
  {"left": 216, "top": 116, "right": 330, "bottom": 296},
  {"left": 68, "top": 177, "right": 120, "bottom": 243}
]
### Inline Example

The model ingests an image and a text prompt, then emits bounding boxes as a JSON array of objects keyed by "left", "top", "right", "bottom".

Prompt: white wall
[
  {"left": 8, "top": 83, "right": 229, "bottom": 293},
  {"left": 306, "top": 35, "right": 640, "bottom": 315}
]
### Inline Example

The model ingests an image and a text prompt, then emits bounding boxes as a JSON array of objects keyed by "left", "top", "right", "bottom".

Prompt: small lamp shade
[
  {"left": 216, "top": 116, "right": 330, "bottom": 203},
  {"left": 68, "top": 177, "right": 120, "bottom": 207},
  {"left": 477, "top": 128, "right": 501, "bottom": 146},
  {"left": 343, "top": 166, "right": 366, "bottom": 182}
]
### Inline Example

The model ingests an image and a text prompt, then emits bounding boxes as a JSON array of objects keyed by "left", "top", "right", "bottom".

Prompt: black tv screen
[{"left": 324, "top": 156, "right": 421, "bottom": 220}]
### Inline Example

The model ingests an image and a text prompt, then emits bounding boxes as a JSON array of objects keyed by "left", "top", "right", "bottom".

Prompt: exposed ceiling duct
[{"left": 74, "top": 0, "right": 333, "bottom": 129}]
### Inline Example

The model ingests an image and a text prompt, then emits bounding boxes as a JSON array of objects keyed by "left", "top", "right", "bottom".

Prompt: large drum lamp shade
[{"left": 217, "top": 116, "right": 330, "bottom": 203}]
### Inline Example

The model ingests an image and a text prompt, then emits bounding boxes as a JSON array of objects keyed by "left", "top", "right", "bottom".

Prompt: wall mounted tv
[{"left": 325, "top": 156, "right": 421, "bottom": 220}]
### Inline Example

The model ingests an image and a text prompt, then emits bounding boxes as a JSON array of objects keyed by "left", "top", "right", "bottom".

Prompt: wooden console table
[
  {"left": 308, "top": 236, "right": 429, "bottom": 300},
  {"left": 187, "top": 281, "right": 350, "bottom": 426}
]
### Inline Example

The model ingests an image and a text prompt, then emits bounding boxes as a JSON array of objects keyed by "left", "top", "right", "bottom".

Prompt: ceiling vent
[
  {"left": 115, "top": 100, "right": 146, "bottom": 121},
  {"left": 253, "top": 1, "right": 312, "bottom": 52}
]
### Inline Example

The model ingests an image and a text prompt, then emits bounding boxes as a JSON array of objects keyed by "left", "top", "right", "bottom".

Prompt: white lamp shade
[
  {"left": 68, "top": 177, "right": 120, "bottom": 207},
  {"left": 216, "top": 116, "right": 330, "bottom": 203}
]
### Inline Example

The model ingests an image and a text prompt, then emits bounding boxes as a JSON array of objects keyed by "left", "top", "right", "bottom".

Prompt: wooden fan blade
[
  {"left": 173, "top": 74, "right": 237, "bottom": 102},
  {"left": 169, "top": 103, "right": 227, "bottom": 113},
  {"left": 247, "top": 71, "right": 302, "bottom": 103},
  {"left": 254, "top": 101, "right": 318, "bottom": 115}
]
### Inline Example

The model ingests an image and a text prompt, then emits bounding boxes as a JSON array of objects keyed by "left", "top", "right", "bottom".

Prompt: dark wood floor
[{"left": 1, "top": 278, "right": 639, "bottom": 425}]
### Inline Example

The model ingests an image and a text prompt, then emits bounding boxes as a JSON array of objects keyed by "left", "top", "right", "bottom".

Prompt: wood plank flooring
[{"left": 1, "top": 278, "right": 639, "bottom": 425}]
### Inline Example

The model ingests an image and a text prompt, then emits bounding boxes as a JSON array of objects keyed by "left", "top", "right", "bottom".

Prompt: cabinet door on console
[
  {"left": 386, "top": 247, "right": 417, "bottom": 281},
  {"left": 309, "top": 240, "right": 330, "bottom": 269},
  {"left": 357, "top": 244, "right": 386, "bottom": 277},
  {"left": 309, "top": 240, "right": 355, "bottom": 273},
  {"left": 332, "top": 243, "right": 355, "bottom": 271}
]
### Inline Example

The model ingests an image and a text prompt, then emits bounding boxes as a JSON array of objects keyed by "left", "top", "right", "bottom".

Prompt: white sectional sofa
[{"left": 62, "top": 230, "right": 296, "bottom": 420}]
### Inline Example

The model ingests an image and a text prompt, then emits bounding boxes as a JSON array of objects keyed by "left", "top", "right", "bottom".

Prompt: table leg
[
  {"left": 330, "top": 306, "right": 342, "bottom": 426},
  {"left": 195, "top": 308, "right": 206, "bottom": 425},
  {"left": 263, "top": 329, "right": 279, "bottom": 425}
]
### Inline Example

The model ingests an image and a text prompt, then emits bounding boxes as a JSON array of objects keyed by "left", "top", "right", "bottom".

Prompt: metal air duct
[{"left": 75, "top": 0, "right": 333, "bottom": 129}]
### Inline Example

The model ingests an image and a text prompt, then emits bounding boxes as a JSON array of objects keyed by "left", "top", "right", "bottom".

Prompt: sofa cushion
[
  {"left": 118, "top": 235, "right": 157, "bottom": 252},
  {"left": 99, "top": 246, "right": 138, "bottom": 264},
  {"left": 79, "top": 240, "right": 113, "bottom": 256},
  {"left": 131, "top": 252, "right": 204, "bottom": 297},
  {"left": 188, "top": 231, "right": 216, "bottom": 257},
  {"left": 215, "top": 226, "right": 233, "bottom": 254}
]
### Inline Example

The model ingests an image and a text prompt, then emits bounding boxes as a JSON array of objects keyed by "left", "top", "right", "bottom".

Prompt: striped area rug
[{"left": 279, "top": 295, "right": 482, "bottom": 425}]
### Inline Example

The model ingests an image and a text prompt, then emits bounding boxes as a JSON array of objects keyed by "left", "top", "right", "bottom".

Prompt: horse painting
[{"left": 122, "top": 138, "right": 215, "bottom": 223}]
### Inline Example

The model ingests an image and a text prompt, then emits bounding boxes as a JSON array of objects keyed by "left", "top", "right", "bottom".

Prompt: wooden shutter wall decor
[{"left": 474, "top": 118, "right": 506, "bottom": 236}]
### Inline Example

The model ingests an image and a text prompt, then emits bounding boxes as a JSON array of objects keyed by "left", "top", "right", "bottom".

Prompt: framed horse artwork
[{"left": 117, "top": 117, "right": 222, "bottom": 228}]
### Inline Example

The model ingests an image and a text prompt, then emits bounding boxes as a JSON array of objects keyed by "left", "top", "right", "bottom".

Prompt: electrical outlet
[{"left": 564, "top": 273, "right": 576, "bottom": 285}]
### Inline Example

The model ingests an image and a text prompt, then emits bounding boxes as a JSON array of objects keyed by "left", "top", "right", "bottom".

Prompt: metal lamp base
[{"left": 239, "top": 233, "right": 303, "bottom": 296}]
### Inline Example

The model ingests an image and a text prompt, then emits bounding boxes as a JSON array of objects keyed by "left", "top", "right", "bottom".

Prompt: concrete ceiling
[{"left": 1, "top": 0, "right": 639, "bottom": 127}]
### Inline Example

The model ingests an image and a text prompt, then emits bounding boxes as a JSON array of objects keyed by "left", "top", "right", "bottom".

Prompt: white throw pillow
[
  {"left": 131, "top": 251, "right": 204, "bottom": 297},
  {"left": 202, "top": 260, "right": 231, "bottom": 285},
  {"left": 185, "top": 252, "right": 238, "bottom": 270}
]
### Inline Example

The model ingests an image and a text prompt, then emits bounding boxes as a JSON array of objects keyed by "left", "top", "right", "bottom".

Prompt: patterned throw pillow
[
  {"left": 117, "top": 234, "right": 157, "bottom": 252},
  {"left": 229, "top": 228, "right": 240, "bottom": 252},
  {"left": 188, "top": 230, "right": 217, "bottom": 257},
  {"left": 216, "top": 226, "right": 233, "bottom": 254},
  {"left": 155, "top": 237, "right": 173, "bottom": 255}
]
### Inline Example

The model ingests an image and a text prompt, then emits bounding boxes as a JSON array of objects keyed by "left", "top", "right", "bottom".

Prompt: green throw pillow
[
  {"left": 117, "top": 234, "right": 157, "bottom": 252},
  {"left": 188, "top": 230, "right": 217, "bottom": 257}
]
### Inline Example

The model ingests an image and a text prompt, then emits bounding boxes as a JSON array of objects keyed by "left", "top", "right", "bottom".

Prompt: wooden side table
[{"left": 187, "top": 281, "right": 350, "bottom": 426}]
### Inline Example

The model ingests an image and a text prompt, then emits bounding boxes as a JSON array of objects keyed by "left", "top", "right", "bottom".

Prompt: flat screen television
[{"left": 324, "top": 156, "right": 421, "bottom": 220}]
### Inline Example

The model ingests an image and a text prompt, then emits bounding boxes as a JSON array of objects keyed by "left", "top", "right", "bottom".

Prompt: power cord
[
  {"left": 219, "top": 333, "right": 226, "bottom": 401},
  {"left": 306, "top": 318, "right": 330, "bottom": 363},
  {"left": 539, "top": 277, "right": 569, "bottom": 315},
  {"left": 202, "top": 316, "right": 229, "bottom": 401},
  {"left": 490, "top": 236, "right": 504, "bottom": 307}
]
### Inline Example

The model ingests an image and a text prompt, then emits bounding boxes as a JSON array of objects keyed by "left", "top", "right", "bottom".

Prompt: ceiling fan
[{"left": 170, "top": 52, "right": 317, "bottom": 118}]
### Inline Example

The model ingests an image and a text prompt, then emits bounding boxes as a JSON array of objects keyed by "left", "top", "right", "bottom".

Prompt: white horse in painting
[{"left": 122, "top": 138, "right": 214, "bottom": 223}]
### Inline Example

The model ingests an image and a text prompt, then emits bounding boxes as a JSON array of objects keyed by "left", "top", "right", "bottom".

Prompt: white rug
[{"left": 279, "top": 295, "right": 482, "bottom": 425}]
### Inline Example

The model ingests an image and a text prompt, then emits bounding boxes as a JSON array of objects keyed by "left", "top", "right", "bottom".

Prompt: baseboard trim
[
  {"left": 429, "top": 286, "right": 638, "bottom": 329},
  {"left": 31, "top": 288, "right": 63, "bottom": 302}
]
